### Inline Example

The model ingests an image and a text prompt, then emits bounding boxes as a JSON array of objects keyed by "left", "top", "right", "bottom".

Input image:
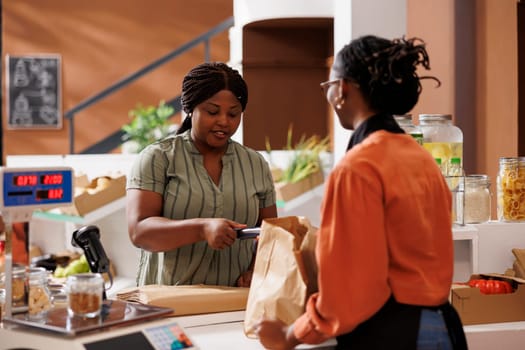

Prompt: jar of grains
[
  {"left": 464, "top": 175, "right": 491, "bottom": 223},
  {"left": 0, "top": 264, "right": 27, "bottom": 307},
  {"left": 497, "top": 157, "right": 525, "bottom": 222},
  {"left": 67, "top": 273, "right": 103, "bottom": 318}
]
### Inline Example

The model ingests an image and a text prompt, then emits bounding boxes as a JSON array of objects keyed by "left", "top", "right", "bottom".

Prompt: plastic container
[
  {"left": 447, "top": 157, "right": 464, "bottom": 177},
  {"left": 28, "top": 267, "right": 52, "bottom": 319},
  {"left": 67, "top": 273, "right": 104, "bottom": 318},
  {"left": 464, "top": 175, "right": 491, "bottom": 224},
  {"left": 419, "top": 114, "right": 463, "bottom": 175},
  {"left": 435, "top": 158, "right": 446, "bottom": 176},
  {"left": 394, "top": 114, "right": 423, "bottom": 145},
  {"left": 497, "top": 157, "right": 525, "bottom": 222}
]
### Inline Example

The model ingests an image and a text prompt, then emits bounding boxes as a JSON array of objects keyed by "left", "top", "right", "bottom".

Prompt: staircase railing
[{"left": 65, "top": 16, "right": 234, "bottom": 154}]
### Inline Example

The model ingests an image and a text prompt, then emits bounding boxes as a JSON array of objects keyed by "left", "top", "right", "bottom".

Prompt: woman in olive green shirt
[{"left": 126, "top": 62, "right": 277, "bottom": 287}]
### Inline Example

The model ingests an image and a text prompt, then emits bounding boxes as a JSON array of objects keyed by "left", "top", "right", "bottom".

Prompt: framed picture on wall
[{"left": 5, "top": 54, "right": 62, "bottom": 129}]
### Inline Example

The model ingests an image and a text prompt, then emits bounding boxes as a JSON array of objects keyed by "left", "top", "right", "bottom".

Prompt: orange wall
[
  {"left": 2, "top": 0, "right": 232, "bottom": 159},
  {"left": 407, "top": 0, "right": 455, "bottom": 120}
]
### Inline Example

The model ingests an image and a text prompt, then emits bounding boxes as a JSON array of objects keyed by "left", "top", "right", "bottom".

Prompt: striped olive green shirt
[{"left": 127, "top": 131, "right": 276, "bottom": 286}]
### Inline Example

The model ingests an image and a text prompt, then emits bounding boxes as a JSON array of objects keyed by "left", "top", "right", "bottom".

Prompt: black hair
[
  {"left": 176, "top": 62, "right": 248, "bottom": 134},
  {"left": 335, "top": 35, "right": 440, "bottom": 115}
]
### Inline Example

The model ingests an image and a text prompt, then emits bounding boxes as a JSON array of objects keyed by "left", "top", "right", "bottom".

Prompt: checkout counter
[
  {"left": 0, "top": 164, "right": 336, "bottom": 349},
  {"left": 2, "top": 157, "right": 525, "bottom": 349}
]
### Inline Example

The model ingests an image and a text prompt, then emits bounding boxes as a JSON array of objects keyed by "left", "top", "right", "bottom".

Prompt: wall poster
[{"left": 6, "top": 54, "right": 62, "bottom": 129}]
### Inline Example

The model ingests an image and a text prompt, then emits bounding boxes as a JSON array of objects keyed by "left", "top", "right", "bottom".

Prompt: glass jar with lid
[
  {"left": 419, "top": 114, "right": 463, "bottom": 175},
  {"left": 464, "top": 175, "right": 491, "bottom": 224},
  {"left": 497, "top": 157, "right": 525, "bottom": 222},
  {"left": 67, "top": 273, "right": 104, "bottom": 318},
  {"left": 394, "top": 114, "right": 423, "bottom": 145},
  {"left": 28, "top": 267, "right": 52, "bottom": 319},
  {"left": 0, "top": 263, "right": 27, "bottom": 307}
]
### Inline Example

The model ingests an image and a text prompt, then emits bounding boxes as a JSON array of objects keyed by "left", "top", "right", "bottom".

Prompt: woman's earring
[{"left": 336, "top": 98, "right": 345, "bottom": 110}]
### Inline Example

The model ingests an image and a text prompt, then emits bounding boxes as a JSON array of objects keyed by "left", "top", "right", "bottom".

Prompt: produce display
[
  {"left": 75, "top": 176, "right": 112, "bottom": 196},
  {"left": 265, "top": 125, "right": 329, "bottom": 184},
  {"left": 467, "top": 279, "right": 513, "bottom": 294},
  {"left": 53, "top": 254, "right": 90, "bottom": 278}
]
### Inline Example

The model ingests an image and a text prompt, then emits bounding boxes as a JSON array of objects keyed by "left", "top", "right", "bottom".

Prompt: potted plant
[{"left": 121, "top": 100, "right": 176, "bottom": 153}]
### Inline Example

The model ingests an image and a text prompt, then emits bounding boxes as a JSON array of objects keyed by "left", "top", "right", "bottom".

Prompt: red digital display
[
  {"left": 12, "top": 173, "right": 64, "bottom": 186},
  {"left": 41, "top": 174, "right": 63, "bottom": 185},
  {"left": 36, "top": 188, "right": 64, "bottom": 200},
  {"left": 13, "top": 175, "right": 38, "bottom": 186}
]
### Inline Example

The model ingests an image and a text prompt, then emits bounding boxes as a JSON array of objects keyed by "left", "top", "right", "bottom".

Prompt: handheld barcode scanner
[
  {"left": 0, "top": 166, "right": 74, "bottom": 319},
  {"left": 71, "top": 225, "right": 113, "bottom": 300}
]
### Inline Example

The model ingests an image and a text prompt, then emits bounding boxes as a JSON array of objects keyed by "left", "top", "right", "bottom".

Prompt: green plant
[
  {"left": 121, "top": 100, "right": 175, "bottom": 153},
  {"left": 266, "top": 124, "right": 330, "bottom": 184}
]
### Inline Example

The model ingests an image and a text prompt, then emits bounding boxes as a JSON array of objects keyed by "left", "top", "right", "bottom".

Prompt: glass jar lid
[
  {"left": 0, "top": 264, "right": 26, "bottom": 283},
  {"left": 465, "top": 174, "right": 490, "bottom": 186},
  {"left": 394, "top": 114, "right": 413, "bottom": 121},
  {"left": 419, "top": 114, "right": 453, "bottom": 125}
]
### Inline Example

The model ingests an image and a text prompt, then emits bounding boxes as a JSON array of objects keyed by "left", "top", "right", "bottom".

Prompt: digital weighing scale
[{"left": 0, "top": 166, "right": 195, "bottom": 350}]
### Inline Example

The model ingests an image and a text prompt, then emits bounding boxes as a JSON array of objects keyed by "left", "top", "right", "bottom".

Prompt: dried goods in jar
[
  {"left": 497, "top": 157, "right": 525, "bottom": 222},
  {"left": 28, "top": 285, "right": 52, "bottom": 315},
  {"left": 68, "top": 292, "right": 101, "bottom": 315}
]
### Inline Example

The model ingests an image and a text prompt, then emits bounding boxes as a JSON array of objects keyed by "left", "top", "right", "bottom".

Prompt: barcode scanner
[{"left": 71, "top": 225, "right": 113, "bottom": 300}]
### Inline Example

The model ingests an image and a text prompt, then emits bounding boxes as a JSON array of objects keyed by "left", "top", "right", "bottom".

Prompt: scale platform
[{"left": 4, "top": 300, "right": 173, "bottom": 336}]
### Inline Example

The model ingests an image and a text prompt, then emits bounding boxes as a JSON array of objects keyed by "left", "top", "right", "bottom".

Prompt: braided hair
[
  {"left": 336, "top": 35, "right": 440, "bottom": 115},
  {"left": 177, "top": 62, "right": 248, "bottom": 134}
]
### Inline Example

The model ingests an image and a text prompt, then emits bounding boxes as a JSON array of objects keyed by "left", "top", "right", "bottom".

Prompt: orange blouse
[{"left": 293, "top": 131, "right": 454, "bottom": 344}]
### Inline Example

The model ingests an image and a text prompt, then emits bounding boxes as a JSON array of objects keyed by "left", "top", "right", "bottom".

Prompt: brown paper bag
[
  {"left": 116, "top": 284, "right": 249, "bottom": 316},
  {"left": 244, "top": 216, "right": 318, "bottom": 338}
]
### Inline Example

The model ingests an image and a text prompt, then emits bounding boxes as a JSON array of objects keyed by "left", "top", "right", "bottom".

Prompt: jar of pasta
[
  {"left": 497, "top": 157, "right": 525, "bottom": 222},
  {"left": 28, "top": 267, "right": 52, "bottom": 320}
]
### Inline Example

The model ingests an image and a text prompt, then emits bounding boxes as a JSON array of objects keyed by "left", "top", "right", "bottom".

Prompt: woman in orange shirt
[{"left": 255, "top": 35, "right": 467, "bottom": 349}]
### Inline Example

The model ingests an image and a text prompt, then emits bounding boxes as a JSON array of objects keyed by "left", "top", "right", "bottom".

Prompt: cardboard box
[
  {"left": 74, "top": 174, "right": 90, "bottom": 188},
  {"left": 451, "top": 273, "right": 525, "bottom": 325},
  {"left": 59, "top": 175, "right": 126, "bottom": 216},
  {"left": 275, "top": 169, "right": 324, "bottom": 202}
]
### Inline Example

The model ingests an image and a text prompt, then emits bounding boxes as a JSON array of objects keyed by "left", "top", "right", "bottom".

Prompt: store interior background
[{"left": 0, "top": 0, "right": 521, "bottom": 219}]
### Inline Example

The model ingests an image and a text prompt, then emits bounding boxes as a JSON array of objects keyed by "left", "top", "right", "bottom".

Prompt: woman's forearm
[{"left": 130, "top": 217, "right": 206, "bottom": 252}]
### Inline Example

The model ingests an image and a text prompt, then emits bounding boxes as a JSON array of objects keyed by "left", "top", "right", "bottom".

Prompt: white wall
[
  {"left": 229, "top": 0, "right": 334, "bottom": 145},
  {"left": 332, "top": 0, "right": 407, "bottom": 163},
  {"left": 231, "top": 0, "right": 407, "bottom": 164}
]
